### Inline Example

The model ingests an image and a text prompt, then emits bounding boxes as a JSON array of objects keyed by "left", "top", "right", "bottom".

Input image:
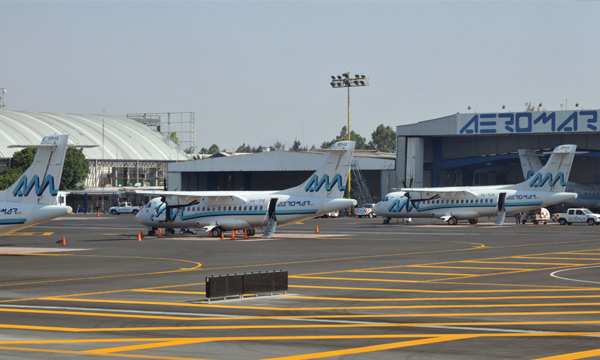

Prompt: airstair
[{"left": 351, "top": 161, "right": 373, "bottom": 206}]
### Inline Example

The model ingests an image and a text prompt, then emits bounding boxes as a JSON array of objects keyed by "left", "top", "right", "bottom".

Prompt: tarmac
[{"left": 0, "top": 214, "right": 599, "bottom": 359}]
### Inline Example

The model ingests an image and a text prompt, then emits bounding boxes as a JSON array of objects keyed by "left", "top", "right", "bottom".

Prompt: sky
[{"left": 2, "top": 1, "right": 599, "bottom": 151}]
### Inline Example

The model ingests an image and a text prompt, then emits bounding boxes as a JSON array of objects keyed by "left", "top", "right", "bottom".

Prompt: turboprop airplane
[
  {"left": 374, "top": 144, "right": 578, "bottom": 225},
  {"left": 519, "top": 148, "right": 600, "bottom": 210},
  {"left": 135, "top": 141, "right": 356, "bottom": 238},
  {"left": 0, "top": 134, "right": 72, "bottom": 235}
]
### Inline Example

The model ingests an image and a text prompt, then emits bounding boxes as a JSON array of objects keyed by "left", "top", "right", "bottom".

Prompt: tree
[
  {"left": 61, "top": 148, "right": 90, "bottom": 189},
  {"left": 0, "top": 148, "right": 91, "bottom": 190},
  {"left": 236, "top": 143, "right": 252, "bottom": 153},
  {"left": 290, "top": 139, "right": 307, "bottom": 152},
  {"left": 368, "top": 124, "right": 396, "bottom": 152},
  {"left": 321, "top": 126, "right": 368, "bottom": 149},
  {"left": 208, "top": 144, "right": 220, "bottom": 154},
  {"left": 169, "top": 132, "right": 179, "bottom": 145},
  {"left": 271, "top": 142, "right": 285, "bottom": 151}
]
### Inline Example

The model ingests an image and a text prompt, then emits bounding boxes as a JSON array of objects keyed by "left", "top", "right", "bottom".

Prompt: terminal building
[{"left": 395, "top": 109, "right": 600, "bottom": 190}]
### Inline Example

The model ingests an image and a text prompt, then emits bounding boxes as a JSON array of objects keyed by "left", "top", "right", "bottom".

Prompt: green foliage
[
  {"left": 368, "top": 124, "right": 396, "bottom": 152},
  {"left": 321, "top": 126, "right": 368, "bottom": 149},
  {"left": 291, "top": 139, "right": 307, "bottom": 152},
  {"left": 0, "top": 148, "right": 90, "bottom": 191},
  {"left": 61, "top": 148, "right": 90, "bottom": 190}
]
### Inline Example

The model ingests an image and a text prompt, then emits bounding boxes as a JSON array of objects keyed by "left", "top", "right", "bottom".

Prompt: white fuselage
[
  {"left": 136, "top": 193, "right": 354, "bottom": 231},
  {"left": 374, "top": 186, "right": 577, "bottom": 221},
  {"left": 0, "top": 202, "right": 70, "bottom": 236}
]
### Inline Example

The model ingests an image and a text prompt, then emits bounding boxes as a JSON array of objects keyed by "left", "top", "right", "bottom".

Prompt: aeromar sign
[
  {"left": 12, "top": 175, "right": 58, "bottom": 197},
  {"left": 458, "top": 110, "right": 598, "bottom": 135}
]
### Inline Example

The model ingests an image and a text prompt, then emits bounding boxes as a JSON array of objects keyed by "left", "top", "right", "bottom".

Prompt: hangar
[
  {"left": 0, "top": 110, "right": 188, "bottom": 188},
  {"left": 395, "top": 109, "right": 600, "bottom": 190},
  {"left": 167, "top": 149, "right": 396, "bottom": 205}
]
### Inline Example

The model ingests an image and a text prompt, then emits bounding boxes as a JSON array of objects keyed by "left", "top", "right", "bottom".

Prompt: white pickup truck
[
  {"left": 355, "top": 203, "right": 377, "bottom": 218},
  {"left": 110, "top": 202, "right": 141, "bottom": 215},
  {"left": 553, "top": 208, "right": 600, "bottom": 225}
]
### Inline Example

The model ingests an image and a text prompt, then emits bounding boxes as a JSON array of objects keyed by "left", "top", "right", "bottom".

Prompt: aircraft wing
[
  {"left": 401, "top": 188, "right": 479, "bottom": 200},
  {"left": 135, "top": 190, "right": 249, "bottom": 205}
]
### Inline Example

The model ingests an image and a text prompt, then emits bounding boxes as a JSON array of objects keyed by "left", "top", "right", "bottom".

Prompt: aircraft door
[
  {"left": 266, "top": 198, "right": 278, "bottom": 221},
  {"left": 495, "top": 192, "right": 506, "bottom": 226}
]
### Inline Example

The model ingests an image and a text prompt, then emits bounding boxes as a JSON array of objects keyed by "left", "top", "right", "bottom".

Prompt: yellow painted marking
[
  {"left": 39, "top": 296, "right": 600, "bottom": 311},
  {"left": 0, "top": 345, "right": 210, "bottom": 359},
  {"left": 3, "top": 320, "right": 600, "bottom": 333},
  {"left": 349, "top": 270, "right": 473, "bottom": 276},
  {"left": 0, "top": 255, "right": 202, "bottom": 289},
  {"left": 514, "top": 256, "right": 600, "bottom": 261},
  {"left": 5, "top": 232, "right": 53, "bottom": 236},
  {"left": 84, "top": 338, "right": 211, "bottom": 355},
  {"left": 282, "top": 294, "right": 600, "bottom": 302},
  {"left": 291, "top": 275, "right": 423, "bottom": 283},
  {"left": 462, "top": 260, "right": 584, "bottom": 266},
  {"left": 408, "top": 265, "right": 532, "bottom": 271},
  {"left": 289, "top": 284, "right": 598, "bottom": 293},
  {"left": 1, "top": 308, "right": 600, "bottom": 322},
  {"left": 262, "top": 335, "right": 476, "bottom": 360},
  {"left": 133, "top": 290, "right": 206, "bottom": 295},
  {"left": 533, "top": 349, "right": 600, "bottom": 360}
]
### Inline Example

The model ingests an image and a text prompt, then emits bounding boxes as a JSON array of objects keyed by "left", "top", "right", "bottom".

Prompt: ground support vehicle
[
  {"left": 521, "top": 208, "right": 550, "bottom": 225},
  {"left": 110, "top": 202, "right": 141, "bottom": 215},
  {"left": 552, "top": 208, "right": 600, "bottom": 225},
  {"left": 356, "top": 203, "right": 377, "bottom": 218}
]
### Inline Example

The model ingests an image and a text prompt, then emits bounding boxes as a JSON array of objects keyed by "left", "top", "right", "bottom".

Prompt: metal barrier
[{"left": 206, "top": 270, "right": 288, "bottom": 300}]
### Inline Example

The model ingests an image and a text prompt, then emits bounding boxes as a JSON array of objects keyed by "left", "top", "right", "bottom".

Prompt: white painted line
[{"left": 550, "top": 265, "right": 600, "bottom": 284}]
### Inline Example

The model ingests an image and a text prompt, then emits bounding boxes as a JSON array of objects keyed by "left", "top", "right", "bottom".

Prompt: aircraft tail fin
[
  {"left": 283, "top": 141, "right": 356, "bottom": 198},
  {"left": 517, "top": 149, "right": 543, "bottom": 180},
  {"left": 3, "top": 135, "right": 69, "bottom": 205},
  {"left": 512, "top": 144, "right": 576, "bottom": 192}
]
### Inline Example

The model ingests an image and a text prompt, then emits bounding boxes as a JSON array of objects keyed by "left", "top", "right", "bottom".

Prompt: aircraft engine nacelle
[{"left": 431, "top": 210, "right": 479, "bottom": 220}]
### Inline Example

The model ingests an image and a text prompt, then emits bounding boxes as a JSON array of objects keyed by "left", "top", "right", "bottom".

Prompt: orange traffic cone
[
  {"left": 97, "top": 210, "right": 100, "bottom": 217},
  {"left": 137, "top": 232, "right": 142, "bottom": 242},
  {"left": 220, "top": 231, "right": 224, "bottom": 240},
  {"left": 244, "top": 229, "right": 248, "bottom": 239},
  {"left": 140, "top": 230, "right": 144, "bottom": 239},
  {"left": 61, "top": 236, "right": 66, "bottom": 246},
  {"left": 158, "top": 228, "right": 162, "bottom": 238},
  {"left": 231, "top": 230, "right": 235, "bottom": 240},
  {"left": 315, "top": 225, "right": 319, "bottom": 233}
]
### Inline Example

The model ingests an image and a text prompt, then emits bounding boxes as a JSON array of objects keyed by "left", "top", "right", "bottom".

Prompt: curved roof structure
[{"left": 0, "top": 111, "right": 188, "bottom": 161}]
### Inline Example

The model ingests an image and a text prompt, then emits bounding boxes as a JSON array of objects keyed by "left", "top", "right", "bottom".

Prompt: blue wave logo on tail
[
  {"left": 304, "top": 174, "right": 345, "bottom": 192},
  {"left": 528, "top": 172, "right": 567, "bottom": 188},
  {"left": 12, "top": 175, "right": 58, "bottom": 197},
  {"left": 388, "top": 198, "right": 419, "bottom": 213}
]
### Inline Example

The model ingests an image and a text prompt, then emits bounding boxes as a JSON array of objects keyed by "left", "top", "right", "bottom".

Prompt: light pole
[{"left": 330, "top": 72, "right": 369, "bottom": 214}]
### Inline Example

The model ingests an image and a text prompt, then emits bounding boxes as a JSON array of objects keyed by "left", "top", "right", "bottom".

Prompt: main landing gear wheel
[
  {"left": 210, "top": 227, "right": 223, "bottom": 238},
  {"left": 468, "top": 218, "right": 478, "bottom": 225},
  {"left": 148, "top": 228, "right": 157, "bottom": 236},
  {"left": 447, "top": 217, "right": 458, "bottom": 225},
  {"left": 247, "top": 229, "right": 256, "bottom": 236},
  {"left": 166, "top": 228, "right": 175, "bottom": 235}
]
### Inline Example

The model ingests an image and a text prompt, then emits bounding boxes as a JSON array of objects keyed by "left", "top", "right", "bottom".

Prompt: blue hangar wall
[{"left": 394, "top": 109, "right": 600, "bottom": 190}]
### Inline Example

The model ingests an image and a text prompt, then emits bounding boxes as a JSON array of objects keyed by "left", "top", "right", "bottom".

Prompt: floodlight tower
[{"left": 330, "top": 72, "right": 369, "bottom": 213}]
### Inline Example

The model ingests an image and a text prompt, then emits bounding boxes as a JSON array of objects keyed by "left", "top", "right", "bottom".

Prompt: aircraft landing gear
[
  {"left": 246, "top": 229, "right": 256, "bottom": 236},
  {"left": 383, "top": 217, "right": 390, "bottom": 224},
  {"left": 447, "top": 217, "right": 458, "bottom": 225},
  {"left": 166, "top": 228, "right": 175, "bottom": 235},
  {"left": 210, "top": 227, "right": 223, "bottom": 238},
  {"left": 148, "top": 228, "right": 157, "bottom": 236},
  {"left": 468, "top": 218, "right": 478, "bottom": 225}
]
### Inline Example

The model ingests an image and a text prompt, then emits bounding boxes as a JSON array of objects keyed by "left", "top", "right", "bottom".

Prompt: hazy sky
[{"left": 2, "top": 1, "right": 599, "bottom": 151}]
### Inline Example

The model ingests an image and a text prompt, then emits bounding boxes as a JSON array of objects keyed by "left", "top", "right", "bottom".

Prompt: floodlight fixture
[{"left": 328, "top": 72, "right": 369, "bottom": 211}]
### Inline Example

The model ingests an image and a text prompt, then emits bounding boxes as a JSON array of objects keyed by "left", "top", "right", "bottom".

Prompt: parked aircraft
[
  {"left": 0, "top": 134, "right": 72, "bottom": 235},
  {"left": 135, "top": 141, "right": 356, "bottom": 238},
  {"left": 519, "top": 148, "right": 600, "bottom": 210},
  {"left": 374, "top": 144, "right": 578, "bottom": 225}
]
